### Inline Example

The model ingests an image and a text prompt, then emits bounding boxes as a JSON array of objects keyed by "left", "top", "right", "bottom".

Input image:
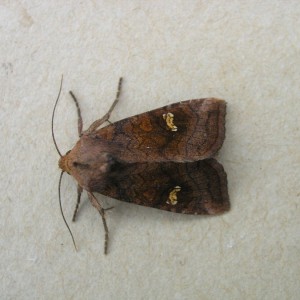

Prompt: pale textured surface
[{"left": 1, "top": 1, "right": 300, "bottom": 299}]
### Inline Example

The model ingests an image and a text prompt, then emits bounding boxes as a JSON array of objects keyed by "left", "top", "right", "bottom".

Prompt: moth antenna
[
  {"left": 58, "top": 171, "right": 78, "bottom": 251},
  {"left": 52, "top": 75, "right": 63, "bottom": 157}
]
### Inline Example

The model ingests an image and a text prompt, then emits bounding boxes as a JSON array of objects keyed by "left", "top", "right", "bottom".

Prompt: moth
[{"left": 52, "top": 77, "right": 230, "bottom": 254}]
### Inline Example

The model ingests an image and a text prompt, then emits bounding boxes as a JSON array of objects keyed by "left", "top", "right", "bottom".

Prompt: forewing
[
  {"left": 93, "top": 158, "right": 229, "bottom": 215},
  {"left": 95, "top": 99, "right": 226, "bottom": 162}
]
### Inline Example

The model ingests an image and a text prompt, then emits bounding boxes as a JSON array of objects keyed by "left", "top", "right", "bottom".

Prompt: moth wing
[
  {"left": 95, "top": 98, "right": 226, "bottom": 162},
  {"left": 95, "top": 158, "right": 229, "bottom": 215}
]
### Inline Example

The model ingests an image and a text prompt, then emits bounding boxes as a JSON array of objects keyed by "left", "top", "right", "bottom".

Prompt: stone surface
[{"left": 1, "top": 1, "right": 299, "bottom": 299}]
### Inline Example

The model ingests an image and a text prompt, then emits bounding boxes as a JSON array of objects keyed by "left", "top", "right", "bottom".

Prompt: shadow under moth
[{"left": 52, "top": 77, "right": 230, "bottom": 254}]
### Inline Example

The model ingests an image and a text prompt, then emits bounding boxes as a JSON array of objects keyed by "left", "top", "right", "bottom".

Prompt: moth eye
[{"left": 73, "top": 161, "right": 79, "bottom": 167}]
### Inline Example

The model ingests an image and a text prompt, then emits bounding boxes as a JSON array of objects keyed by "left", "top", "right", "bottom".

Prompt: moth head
[
  {"left": 57, "top": 149, "right": 93, "bottom": 176},
  {"left": 57, "top": 136, "right": 116, "bottom": 190},
  {"left": 58, "top": 150, "right": 72, "bottom": 174}
]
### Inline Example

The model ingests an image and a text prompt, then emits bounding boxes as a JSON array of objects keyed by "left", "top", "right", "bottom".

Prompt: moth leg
[
  {"left": 85, "top": 77, "right": 123, "bottom": 134},
  {"left": 69, "top": 91, "right": 83, "bottom": 136},
  {"left": 87, "top": 192, "right": 109, "bottom": 255},
  {"left": 72, "top": 185, "right": 83, "bottom": 222}
]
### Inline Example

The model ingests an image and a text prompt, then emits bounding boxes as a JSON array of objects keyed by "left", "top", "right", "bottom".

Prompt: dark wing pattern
[
  {"left": 92, "top": 158, "right": 229, "bottom": 215},
  {"left": 95, "top": 99, "right": 226, "bottom": 162}
]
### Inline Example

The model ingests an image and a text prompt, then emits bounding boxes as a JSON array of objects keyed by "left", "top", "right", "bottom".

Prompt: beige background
[{"left": 1, "top": 1, "right": 299, "bottom": 299}]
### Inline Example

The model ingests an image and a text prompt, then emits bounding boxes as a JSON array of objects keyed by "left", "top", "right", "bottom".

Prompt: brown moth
[{"left": 52, "top": 77, "right": 230, "bottom": 254}]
